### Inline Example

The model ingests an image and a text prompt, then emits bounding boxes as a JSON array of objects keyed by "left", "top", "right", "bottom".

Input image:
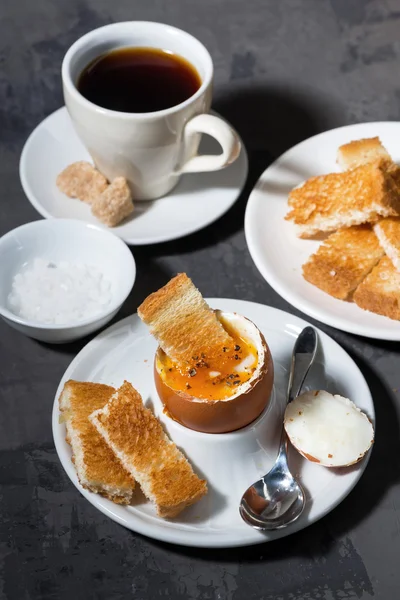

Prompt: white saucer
[
  {"left": 20, "top": 107, "right": 248, "bottom": 245},
  {"left": 245, "top": 122, "right": 400, "bottom": 341},
  {"left": 52, "top": 298, "right": 374, "bottom": 548}
]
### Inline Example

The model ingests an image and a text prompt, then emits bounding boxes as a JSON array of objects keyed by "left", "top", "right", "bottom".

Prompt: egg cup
[{"left": 154, "top": 310, "right": 274, "bottom": 434}]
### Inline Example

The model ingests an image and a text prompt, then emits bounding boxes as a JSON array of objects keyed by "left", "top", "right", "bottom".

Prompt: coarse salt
[{"left": 8, "top": 258, "right": 112, "bottom": 325}]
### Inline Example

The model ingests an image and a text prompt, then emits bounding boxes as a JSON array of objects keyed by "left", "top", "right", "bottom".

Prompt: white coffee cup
[{"left": 62, "top": 21, "right": 241, "bottom": 200}]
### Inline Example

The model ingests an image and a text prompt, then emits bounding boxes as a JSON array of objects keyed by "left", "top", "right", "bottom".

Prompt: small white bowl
[{"left": 0, "top": 219, "right": 136, "bottom": 343}]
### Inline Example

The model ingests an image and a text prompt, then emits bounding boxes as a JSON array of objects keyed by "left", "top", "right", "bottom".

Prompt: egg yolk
[{"left": 157, "top": 321, "right": 259, "bottom": 401}]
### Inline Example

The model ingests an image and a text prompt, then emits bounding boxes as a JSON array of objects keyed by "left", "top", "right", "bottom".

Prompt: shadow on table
[
  {"left": 142, "top": 350, "right": 398, "bottom": 562},
  {"left": 213, "top": 84, "right": 341, "bottom": 160}
]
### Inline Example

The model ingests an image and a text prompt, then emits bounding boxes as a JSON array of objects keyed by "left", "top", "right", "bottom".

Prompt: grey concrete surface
[{"left": 1, "top": 0, "right": 400, "bottom": 598}]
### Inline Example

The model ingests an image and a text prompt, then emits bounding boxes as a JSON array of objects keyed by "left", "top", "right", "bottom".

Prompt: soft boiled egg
[
  {"left": 154, "top": 310, "right": 274, "bottom": 433},
  {"left": 284, "top": 390, "right": 374, "bottom": 467}
]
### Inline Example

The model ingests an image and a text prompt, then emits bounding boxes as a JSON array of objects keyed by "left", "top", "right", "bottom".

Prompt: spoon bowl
[
  {"left": 240, "top": 462, "right": 305, "bottom": 529},
  {"left": 239, "top": 326, "right": 318, "bottom": 530}
]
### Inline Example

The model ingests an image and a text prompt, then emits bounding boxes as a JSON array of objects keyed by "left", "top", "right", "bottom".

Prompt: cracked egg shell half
[
  {"left": 284, "top": 390, "right": 374, "bottom": 467},
  {"left": 154, "top": 310, "right": 274, "bottom": 434}
]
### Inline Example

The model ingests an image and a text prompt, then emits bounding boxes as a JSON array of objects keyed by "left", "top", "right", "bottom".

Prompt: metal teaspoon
[{"left": 239, "top": 326, "right": 318, "bottom": 530}]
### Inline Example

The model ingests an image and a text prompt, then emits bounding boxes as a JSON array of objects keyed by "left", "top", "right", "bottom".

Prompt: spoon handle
[{"left": 277, "top": 326, "right": 318, "bottom": 460}]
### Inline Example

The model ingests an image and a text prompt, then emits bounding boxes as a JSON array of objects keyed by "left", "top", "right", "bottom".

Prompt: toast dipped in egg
[
  {"left": 138, "top": 273, "right": 235, "bottom": 367},
  {"left": 138, "top": 274, "right": 274, "bottom": 433}
]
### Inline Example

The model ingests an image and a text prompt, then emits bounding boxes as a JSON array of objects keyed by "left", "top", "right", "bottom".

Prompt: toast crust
[
  {"left": 138, "top": 273, "right": 234, "bottom": 366},
  {"left": 374, "top": 217, "right": 400, "bottom": 272},
  {"left": 353, "top": 256, "right": 400, "bottom": 320},
  {"left": 59, "top": 380, "right": 135, "bottom": 504},
  {"left": 90, "top": 381, "right": 207, "bottom": 517},
  {"left": 302, "top": 226, "right": 384, "bottom": 300},
  {"left": 286, "top": 161, "right": 400, "bottom": 238}
]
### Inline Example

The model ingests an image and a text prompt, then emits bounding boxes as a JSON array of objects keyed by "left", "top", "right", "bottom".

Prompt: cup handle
[{"left": 178, "top": 114, "right": 241, "bottom": 174}]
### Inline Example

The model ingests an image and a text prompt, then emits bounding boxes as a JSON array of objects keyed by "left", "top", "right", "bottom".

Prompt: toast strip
[
  {"left": 286, "top": 161, "right": 400, "bottom": 238},
  {"left": 374, "top": 218, "right": 400, "bottom": 272},
  {"left": 137, "top": 273, "right": 234, "bottom": 366},
  {"left": 302, "top": 226, "right": 384, "bottom": 300},
  {"left": 90, "top": 381, "right": 207, "bottom": 517},
  {"left": 59, "top": 381, "right": 136, "bottom": 504},
  {"left": 353, "top": 256, "right": 400, "bottom": 320}
]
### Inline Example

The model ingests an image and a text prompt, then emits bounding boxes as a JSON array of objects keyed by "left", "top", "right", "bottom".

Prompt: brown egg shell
[
  {"left": 287, "top": 438, "right": 372, "bottom": 468},
  {"left": 154, "top": 311, "right": 274, "bottom": 434},
  {"left": 284, "top": 390, "right": 375, "bottom": 468}
]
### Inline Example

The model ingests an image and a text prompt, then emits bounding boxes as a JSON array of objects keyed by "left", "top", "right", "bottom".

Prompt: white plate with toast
[
  {"left": 53, "top": 298, "right": 374, "bottom": 548},
  {"left": 245, "top": 122, "right": 400, "bottom": 340},
  {"left": 20, "top": 107, "right": 248, "bottom": 246}
]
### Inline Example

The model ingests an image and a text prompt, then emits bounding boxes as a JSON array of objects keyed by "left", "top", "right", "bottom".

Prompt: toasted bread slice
[
  {"left": 337, "top": 137, "right": 392, "bottom": 171},
  {"left": 302, "top": 226, "right": 384, "bottom": 300},
  {"left": 389, "top": 166, "right": 400, "bottom": 190},
  {"left": 286, "top": 161, "right": 400, "bottom": 238},
  {"left": 336, "top": 137, "right": 400, "bottom": 191},
  {"left": 353, "top": 256, "right": 400, "bottom": 320},
  {"left": 59, "top": 380, "right": 135, "bottom": 504},
  {"left": 374, "top": 218, "right": 400, "bottom": 272},
  {"left": 137, "top": 273, "right": 234, "bottom": 366},
  {"left": 90, "top": 382, "right": 207, "bottom": 517}
]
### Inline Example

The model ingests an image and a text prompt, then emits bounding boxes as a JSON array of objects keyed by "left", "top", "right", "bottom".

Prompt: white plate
[
  {"left": 20, "top": 107, "right": 248, "bottom": 245},
  {"left": 52, "top": 299, "right": 374, "bottom": 548},
  {"left": 245, "top": 122, "right": 400, "bottom": 340}
]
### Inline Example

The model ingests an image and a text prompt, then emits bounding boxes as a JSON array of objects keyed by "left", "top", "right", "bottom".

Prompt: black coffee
[{"left": 77, "top": 47, "right": 202, "bottom": 113}]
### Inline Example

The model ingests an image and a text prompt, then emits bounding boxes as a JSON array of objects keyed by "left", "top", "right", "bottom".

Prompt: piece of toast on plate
[
  {"left": 353, "top": 256, "right": 400, "bottom": 320},
  {"left": 337, "top": 136, "right": 400, "bottom": 190},
  {"left": 59, "top": 380, "right": 136, "bottom": 504},
  {"left": 90, "top": 381, "right": 208, "bottom": 517},
  {"left": 337, "top": 137, "right": 392, "bottom": 170},
  {"left": 286, "top": 161, "right": 400, "bottom": 238},
  {"left": 137, "top": 273, "right": 234, "bottom": 366},
  {"left": 374, "top": 218, "right": 400, "bottom": 272},
  {"left": 302, "top": 225, "right": 384, "bottom": 300}
]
